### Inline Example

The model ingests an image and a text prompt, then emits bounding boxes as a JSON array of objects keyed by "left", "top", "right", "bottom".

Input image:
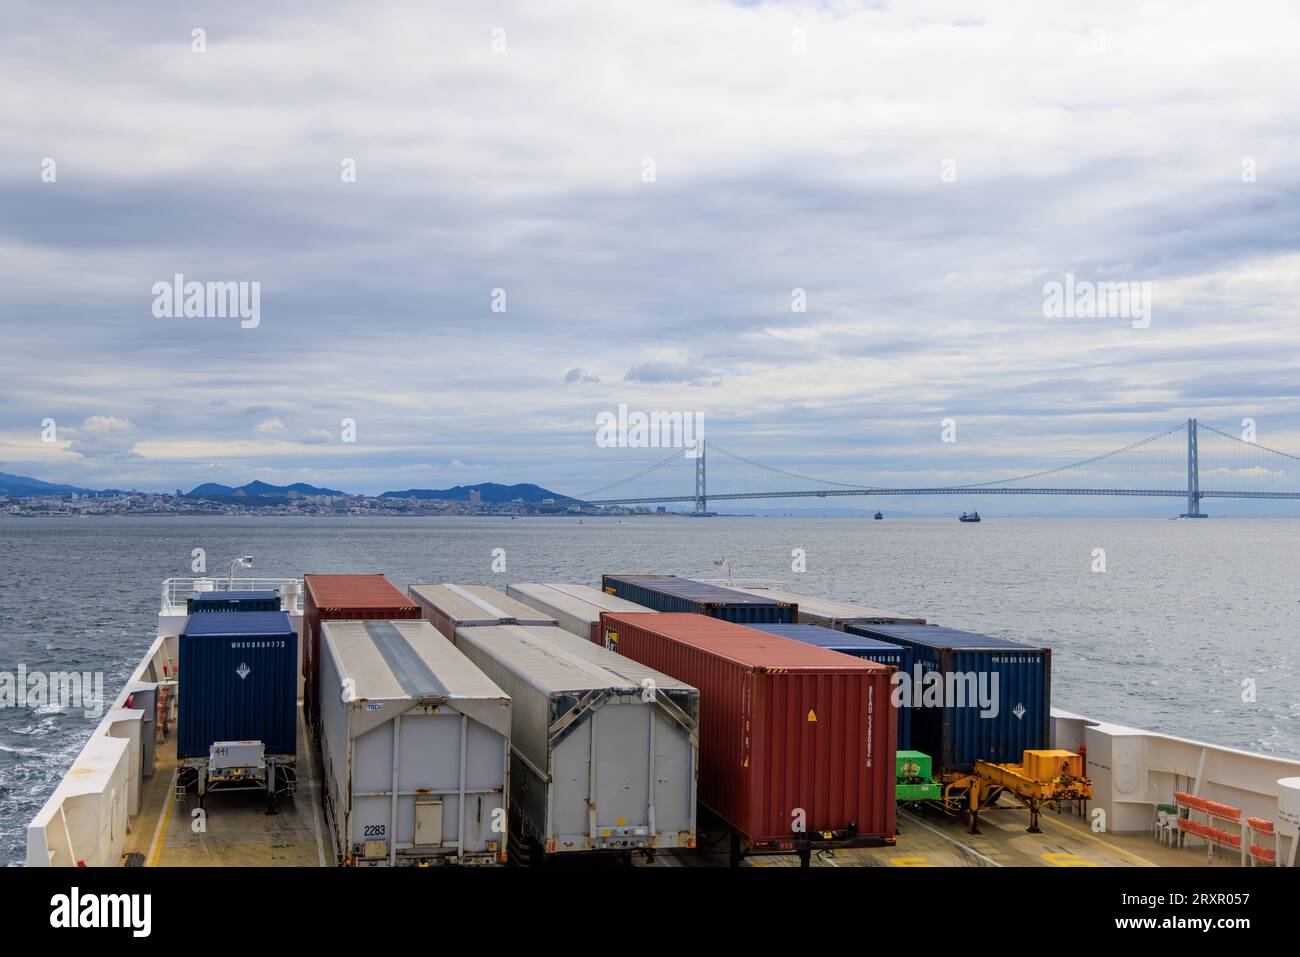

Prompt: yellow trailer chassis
[{"left": 937, "top": 758, "right": 1092, "bottom": 835}]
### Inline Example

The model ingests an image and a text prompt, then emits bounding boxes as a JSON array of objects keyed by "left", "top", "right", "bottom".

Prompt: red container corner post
[
  {"left": 601, "top": 612, "right": 896, "bottom": 865},
  {"left": 302, "top": 574, "right": 420, "bottom": 726}
]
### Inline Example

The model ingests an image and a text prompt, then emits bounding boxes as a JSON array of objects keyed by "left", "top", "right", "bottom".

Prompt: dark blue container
[
  {"left": 842, "top": 623, "right": 1050, "bottom": 776},
  {"left": 187, "top": 590, "right": 281, "bottom": 613},
  {"left": 178, "top": 611, "right": 297, "bottom": 759},
  {"left": 601, "top": 575, "right": 796, "bottom": 624},
  {"left": 748, "top": 623, "right": 913, "bottom": 750}
]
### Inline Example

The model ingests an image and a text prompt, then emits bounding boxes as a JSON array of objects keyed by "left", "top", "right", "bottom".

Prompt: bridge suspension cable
[
  {"left": 572, "top": 419, "right": 1300, "bottom": 507},
  {"left": 576, "top": 446, "right": 688, "bottom": 500}
]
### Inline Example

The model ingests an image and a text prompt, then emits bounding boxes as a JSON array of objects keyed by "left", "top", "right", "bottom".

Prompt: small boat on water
[
  {"left": 959, "top": 511, "right": 981, "bottom": 523},
  {"left": 873, "top": 511, "right": 883, "bottom": 520}
]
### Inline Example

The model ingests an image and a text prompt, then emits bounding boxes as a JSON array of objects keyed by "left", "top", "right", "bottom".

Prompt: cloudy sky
[{"left": 2, "top": 1, "right": 1298, "bottom": 505}]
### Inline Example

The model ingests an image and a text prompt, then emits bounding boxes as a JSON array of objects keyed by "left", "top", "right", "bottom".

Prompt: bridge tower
[
  {"left": 1181, "top": 417, "right": 1206, "bottom": 518},
  {"left": 693, "top": 439, "right": 708, "bottom": 516}
]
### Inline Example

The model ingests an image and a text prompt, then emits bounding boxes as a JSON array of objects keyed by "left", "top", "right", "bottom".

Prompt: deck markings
[
  {"left": 147, "top": 768, "right": 178, "bottom": 867},
  {"left": 889, "top": 856, "right": 934, "bottom": 866},
  {"left": 1042, "top": 851, "right": 1097, "bottom": 867},
  {"left": 300, "top": 707, "right": 329, "bottom": 867},
  {"left": 1037, "top": 813, "right": 1160, "bottom": 867},
  {"left": 899, "top": 809, "right": 1002, "bottom": 866}
]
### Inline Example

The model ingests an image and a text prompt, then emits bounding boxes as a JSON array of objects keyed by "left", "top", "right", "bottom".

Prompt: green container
[
  {"left": 896, "top": 750, "right": 938, "bottom": 803},
  {"left": 897, "top": 750, "right": 933, "bottom": 783},
  {"left": 896, "top": 781, "right": 942, "bottom": 802}
]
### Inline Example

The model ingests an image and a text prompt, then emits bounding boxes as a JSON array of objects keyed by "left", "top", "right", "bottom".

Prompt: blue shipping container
[
  {"left": 842, "top": 623, "right": 1050, "bottom": 776},
  {"left": 601, "top": 574, "right": 796, "bottom": 624},
  {"left": 179, "top": 611, "right": 298, "bottom": 759},
  {"left": 188, "top": 590, "right": 281, "bottom": 613},
  {"left": 747, "top": 623, "right": 913, "bottom": 750}
]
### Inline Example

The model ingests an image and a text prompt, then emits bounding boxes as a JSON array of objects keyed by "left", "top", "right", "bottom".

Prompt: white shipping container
[
  {"left": 745, "top": 587, "right": 926, "bottom": 627},
  {"left": 319, "top": 620, "right": 511, "bottom": 866},
  {"left": 451, "top": 623, "right": 699, "bottom": 858},
  {"left": 506, "top": 582, "right": 656, "bottom": 644},
  {"left": 408, "top": 583, "right": 558, "bottom": 639}
]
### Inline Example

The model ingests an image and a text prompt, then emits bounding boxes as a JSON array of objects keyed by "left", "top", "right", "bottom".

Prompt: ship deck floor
[
  {"left": 666, "top": 803, "right": 1233, "bottom": 868},
  {"left": 122, "top": 703, "right": 1232, "bottom": 868},
  {"left": 124, "top": 703, "right": 329, "bottom": 867}
]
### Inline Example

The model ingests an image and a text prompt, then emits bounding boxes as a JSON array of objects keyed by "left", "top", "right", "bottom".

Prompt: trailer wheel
[{"left": 728, "top": 832, "right": 742, "bottom": 868}]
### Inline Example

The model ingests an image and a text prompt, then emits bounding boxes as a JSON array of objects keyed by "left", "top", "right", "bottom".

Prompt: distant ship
[
  {"left": 873, "top": 511, "right": 883, "bottom": 520},
  {"left": 959, "top": 511, "right": 981, "bottom": 523}
]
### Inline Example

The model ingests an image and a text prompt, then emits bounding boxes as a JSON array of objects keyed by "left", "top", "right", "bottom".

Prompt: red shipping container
[
  {"left": 302, "top": 574, "right": 420, "bottom": 726},
  {"left": 601, "top": 612, "right": 896, "bottom": 858}
]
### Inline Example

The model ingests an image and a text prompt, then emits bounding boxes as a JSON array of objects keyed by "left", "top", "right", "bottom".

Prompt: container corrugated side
[
  {"left": 450, "top": 623, "right": 699, "bottom": 855},
  {"left": 744, "top": 587, "right": 926, "bottom": 627},
  {"left": 303, "top": 574, "right": 420, "bottom": 726},
  {"left": 318, "top": 619, "right": 510, "bottom": 865},
  {"left": 601, "top": 612, "right": 894, "bottom": 852},
  {"left": 843, "top": 623, "right": 1051, "bottom": 775},
  {"left": 187, "top": 590, "right": 282, "bottom": 614},
  {"left": 178, "top": 611, "right": 297, "bottom": 759},
  {"left": 506, "top": 582, "right": 655, "bottom": 643},
  {"left": 408, "top": 583, "right": 558, "bottom": 640},
  {"left": 601, "top": 574, "right": 796, "bottom": 624},
  {"left": 747, "top": 623, "right": 912, "bottom": 751}
]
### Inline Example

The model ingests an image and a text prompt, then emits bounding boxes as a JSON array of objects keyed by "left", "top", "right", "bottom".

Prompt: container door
[{"left": 591, "top": 698, "right": 654, "bottom": 841}]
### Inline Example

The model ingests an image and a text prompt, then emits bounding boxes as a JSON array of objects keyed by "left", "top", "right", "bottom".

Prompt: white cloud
[
  {"left": 64, "top": 416, "right": 141, "bottom": 461},
  {"left": 1, "top": 1, "right": 1299, "bottom": 497}
]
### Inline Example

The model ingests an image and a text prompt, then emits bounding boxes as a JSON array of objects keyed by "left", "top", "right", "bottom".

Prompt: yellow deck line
[
  {"left": 147, "top": 769, "right": 178, "bottom": 867},
  {"left": 1036, "top": 812, "right": 1160, "bottom": 867}
]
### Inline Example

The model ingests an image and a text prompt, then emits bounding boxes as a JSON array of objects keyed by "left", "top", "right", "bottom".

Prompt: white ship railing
[
  {"left": 161, "top": 577, "right": 304, "bottom": 615},
  {"left": 1054, "top": 709, "right": 1300, "bottom": 865},
  {"left": 27, "top": 579, "right": 306, "bottom": 867}
]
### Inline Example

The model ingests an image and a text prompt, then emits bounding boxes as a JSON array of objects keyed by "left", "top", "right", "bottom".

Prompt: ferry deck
[{"left": 29, "top": 578, "right": 1300, "bottom": 869}]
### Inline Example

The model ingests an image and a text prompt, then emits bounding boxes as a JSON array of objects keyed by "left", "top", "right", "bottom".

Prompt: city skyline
[{"left": 3, "top": 2, "right": 1299, "bottom": 503}]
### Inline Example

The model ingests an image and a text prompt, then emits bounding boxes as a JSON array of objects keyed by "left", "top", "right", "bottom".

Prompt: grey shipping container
[
  {"left": 601, "top": 574, "right": 796, "bottom": 624},
  {"left": 747, "top": 623, "right": 913, "bottom": 751},
  {"left": 318, "top": 620, "right": 511, "bottom": 866},
  {"left": 409, "top": 583, "right": 558, "bottom": 640},
  {"left": 842, "top": 623, "right": 1051, "bottom": 776},
  {"left": 744, "top": 587, "right": 926, "bottom": 627},
  {"left": 451, "top": 623, "right": 699, "bottom": 857},
  {"left": 178, "top": 611, "right": 297, "bottom": 759},
  {"left": 506, "top": 582, "right": 656, "bottom": 644}
]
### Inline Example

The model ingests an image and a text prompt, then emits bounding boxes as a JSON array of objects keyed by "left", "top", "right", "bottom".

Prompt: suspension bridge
[{"left": 572, "top": 419, "right": 1300, "bottom": 516}]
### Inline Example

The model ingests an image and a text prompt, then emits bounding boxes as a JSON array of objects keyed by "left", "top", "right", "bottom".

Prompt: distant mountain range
[
  {"left": 0, "top": 469, "right": 571, "bottom": 504},
  {"left": 186, "top": 480, "right": 348, "bottom": 499},
  {"left": 379, "top": 483, "right": 573, "bottom": 503},
  {"left": 0, "top": 471, "right": 101, "bottom": 496}
]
